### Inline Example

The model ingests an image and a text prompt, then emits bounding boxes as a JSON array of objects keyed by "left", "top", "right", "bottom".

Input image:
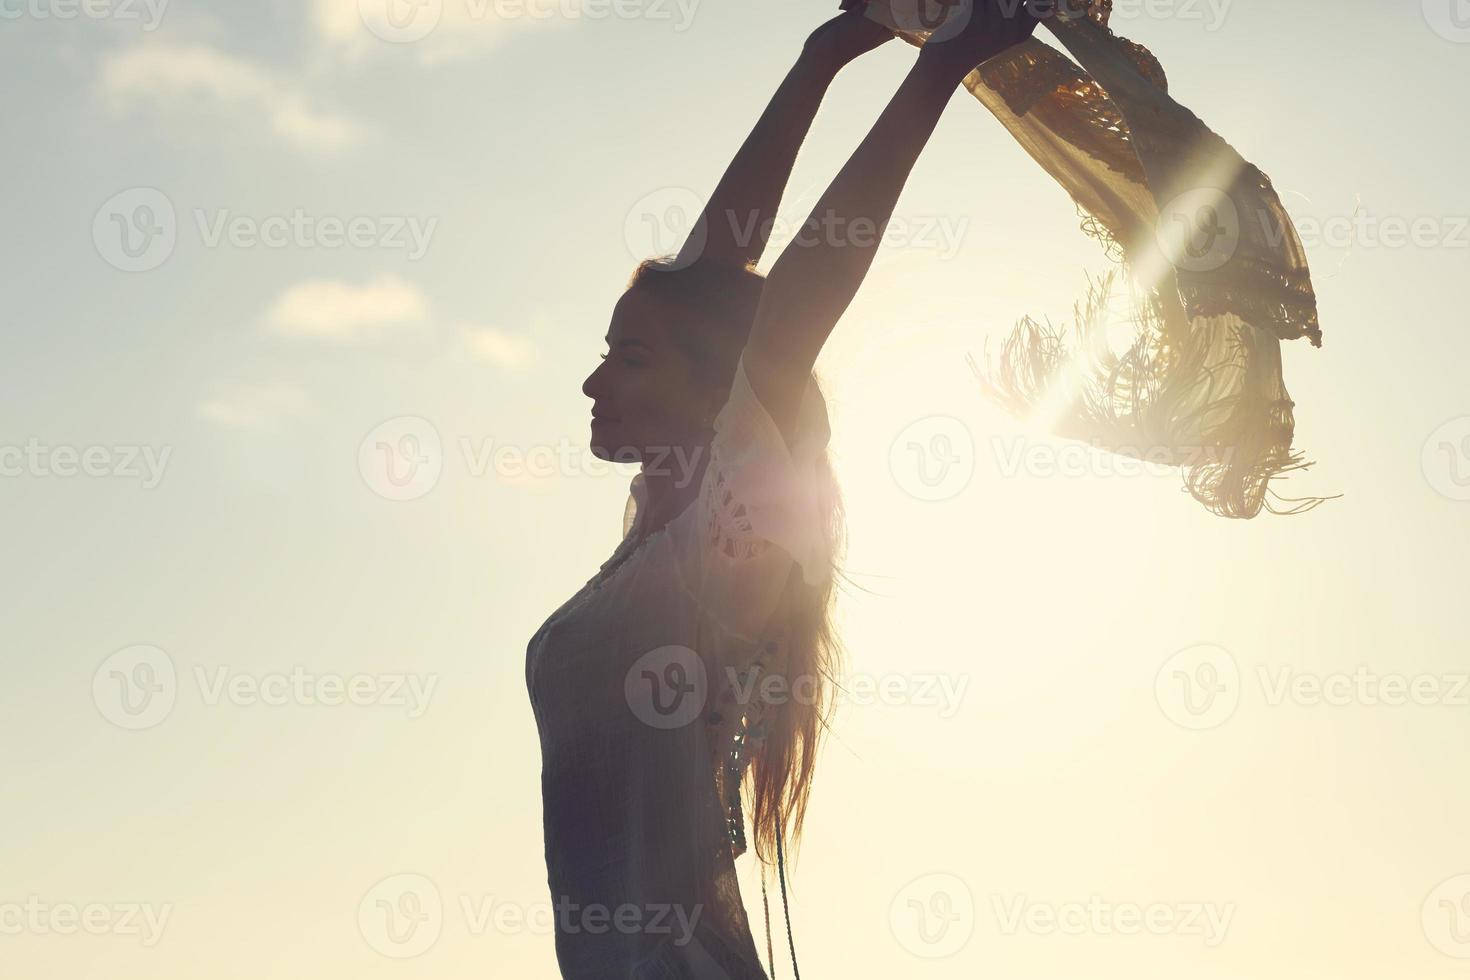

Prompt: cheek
[{"left": 624, "top": 369, "right": 704, "bottom": 443}]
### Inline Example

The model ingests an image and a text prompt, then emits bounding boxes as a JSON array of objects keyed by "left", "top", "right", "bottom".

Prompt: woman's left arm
[
  {"left": 742, "top": 2, "right": 1042, "bottom": 445},
  {"left": 673, "top": 9, "right": 893, "bottom": 270}
]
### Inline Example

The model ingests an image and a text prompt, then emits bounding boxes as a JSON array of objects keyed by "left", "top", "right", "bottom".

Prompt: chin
[{"left": 590, "top": 425, "right": 640, "bottom": 465}]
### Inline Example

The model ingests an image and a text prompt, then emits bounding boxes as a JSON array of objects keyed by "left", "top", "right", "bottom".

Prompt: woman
[{"left": 525, "top": 4, "right": 1040, "bottom": 976}]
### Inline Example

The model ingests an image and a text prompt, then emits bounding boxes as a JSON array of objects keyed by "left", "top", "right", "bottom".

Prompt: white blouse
[{"left": 525, "top": 354, "right": 832, "bottom": 978}]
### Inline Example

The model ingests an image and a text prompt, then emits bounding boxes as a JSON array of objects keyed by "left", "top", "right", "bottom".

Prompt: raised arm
[
  {"left": 674, "top": 9, "right": 893, "bottom": 271},
  {"left": 742, "top": 1, "right": 1042, "bottom": 442}
]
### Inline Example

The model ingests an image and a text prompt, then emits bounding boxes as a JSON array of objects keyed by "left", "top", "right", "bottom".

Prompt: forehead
[{"left": 607, "top": 287, "right": 684, "bottom": 345}]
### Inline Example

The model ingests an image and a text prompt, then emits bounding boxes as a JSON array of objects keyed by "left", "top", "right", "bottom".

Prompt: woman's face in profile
[{"left": 581, "top": 287, "right": 712, "bottom": 465}]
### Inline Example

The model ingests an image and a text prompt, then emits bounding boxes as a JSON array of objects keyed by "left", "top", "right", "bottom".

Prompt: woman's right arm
[
  {"left": 673, "top": 9, "right": 895, "bottom": 271},
  {"left": 741, "top": 2, "right": 1042, "bottom": 445}
]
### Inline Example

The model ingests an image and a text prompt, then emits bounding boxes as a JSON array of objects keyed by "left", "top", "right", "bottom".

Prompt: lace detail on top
[
  {"left": 699, "top": 353, "right": 832, "bottom": 589},
  {"left": 703, "top": 465, "right": 775, "bottom": 567}
]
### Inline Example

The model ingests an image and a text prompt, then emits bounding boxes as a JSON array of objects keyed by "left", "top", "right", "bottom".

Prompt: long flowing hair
[{"left": 627, "top": 256, "right": 847, "bottom": 866}]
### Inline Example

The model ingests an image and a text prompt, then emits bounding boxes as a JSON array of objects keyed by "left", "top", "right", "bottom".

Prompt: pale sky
[{"left": 3, "top": 1, "right": 1470, "bottom": 978}]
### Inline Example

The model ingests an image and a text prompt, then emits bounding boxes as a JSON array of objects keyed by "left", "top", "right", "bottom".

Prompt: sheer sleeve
[{"left": 683, "top": 353, "right": 832, "bottom": 640}]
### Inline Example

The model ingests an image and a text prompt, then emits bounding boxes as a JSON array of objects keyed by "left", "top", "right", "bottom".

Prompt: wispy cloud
[
  {"left": 264, "top": 276, "right": 430, "bottom": 339},
  {"left": 199, "top": 381, "right": 314, "bottom": 431},
  {"left": 99, "top": 41, "right": 363, "bottom": 151},
  {"left": 460, "top": 324, "right": 537, "bottom": 368},
  {"left": 312, "top": 0, "right": 573, "bottom": 66}
]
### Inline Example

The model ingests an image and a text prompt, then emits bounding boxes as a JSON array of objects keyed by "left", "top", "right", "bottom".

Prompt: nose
[{"left": 581, "top": 357, "right": 611, "bottom": 402}]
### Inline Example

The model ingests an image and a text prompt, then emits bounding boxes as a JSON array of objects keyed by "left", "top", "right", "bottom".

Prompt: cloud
[
  {"left": 313, "top": 0, "right": 572, "bottom": 66},
  {"left": 264, "top": 276, "right": 430, "bottom": 339},
  {"left": 199, "top": 382, "right": 314, "bottom": 431},
  {"left": 99, "top": 41, "right": 363, "bottom": 151},
  {"left": 460, "top": 324, "right": 536, "bottom": 368}
]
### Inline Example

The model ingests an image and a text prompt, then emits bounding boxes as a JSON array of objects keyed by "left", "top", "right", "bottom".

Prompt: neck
[{"left": 633, "top": 442, "right": 711, "bottom": 542}]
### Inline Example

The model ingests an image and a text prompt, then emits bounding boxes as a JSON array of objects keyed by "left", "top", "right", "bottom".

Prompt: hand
[
  {"left": 915, "top": 0, "right": 1042, "bottom": 75},
  {"left": 800, "top": 7, "right": 896, "bottom": 75}
]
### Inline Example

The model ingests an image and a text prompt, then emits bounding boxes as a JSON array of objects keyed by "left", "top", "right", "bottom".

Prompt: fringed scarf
[{"left": 849, "top": 0, "right": 1329, "bottom": 518}]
